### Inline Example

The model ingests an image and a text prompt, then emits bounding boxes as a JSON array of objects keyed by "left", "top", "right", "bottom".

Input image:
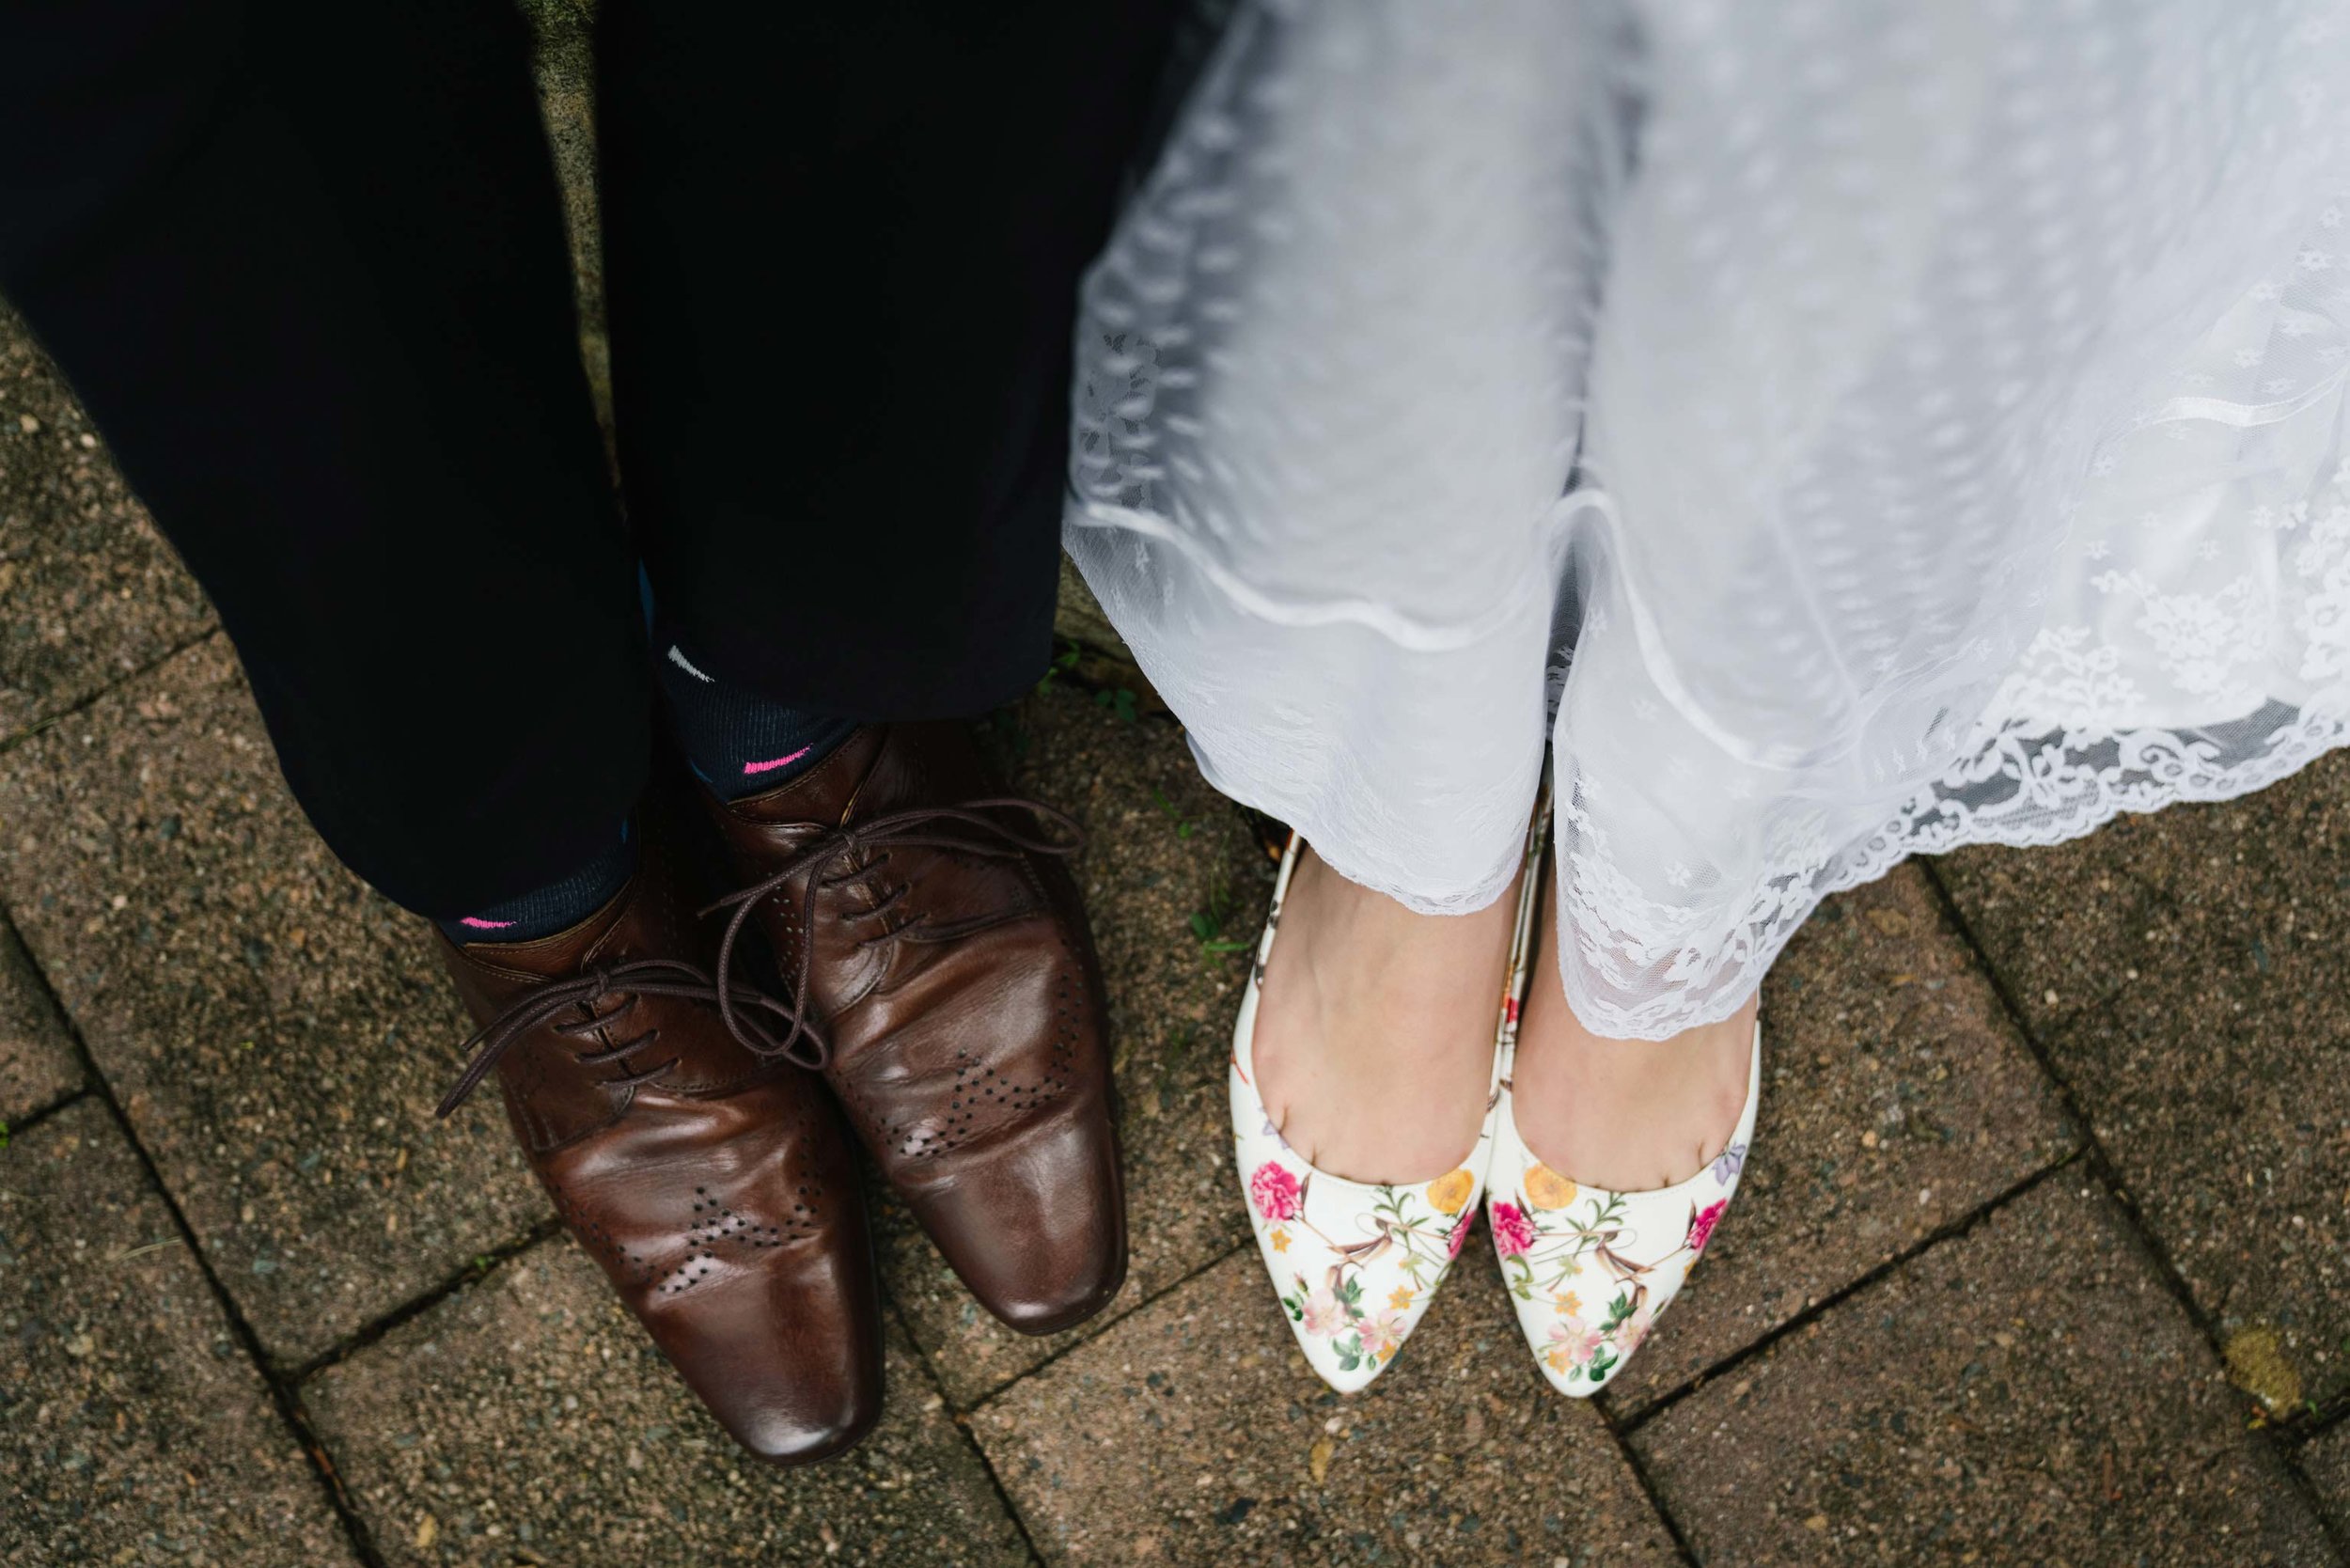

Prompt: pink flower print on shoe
[
  {"left": 1544, "top": 1317, "right": 1606, "bottom": 1377},
  {"left": 1490, "top": 1200, "right": 1537, "bottom": 1259},
  {"left": 1250, "top": 1162, "right": 1305, "bottom": 1223},
  {"left": 1230, "top": 809, "right": 1547, "bottom": 1392},
  {"left": 1296, "top": 1281, "right": 1349, "bottom": 1339},
  {"left": 1357, "top": 1309, "right": 1408, "bottom": 1364},
  {"left": 1489, "top": 1023, "right": 1762, "bottom": 1397}
]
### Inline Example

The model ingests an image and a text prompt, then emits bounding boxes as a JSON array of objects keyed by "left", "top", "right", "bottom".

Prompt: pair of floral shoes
[{"left": 1228, "top": 803, "right": 1762, "bottom": 1395}]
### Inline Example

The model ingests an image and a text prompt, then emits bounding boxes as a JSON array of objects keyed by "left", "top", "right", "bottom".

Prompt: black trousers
[{"left": 0, "top": 0, "right": 1174, "bottom": 917}]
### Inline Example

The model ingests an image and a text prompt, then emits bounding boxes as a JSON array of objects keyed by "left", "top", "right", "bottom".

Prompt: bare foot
[
  {"left": 1250, "top": 844, "right": 1519, "bottom": 1184},
  {"left": 1512, "top": 878, "right": 1757, "bottom": 1192}
]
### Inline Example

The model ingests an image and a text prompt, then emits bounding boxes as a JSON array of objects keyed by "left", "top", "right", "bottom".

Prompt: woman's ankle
[
  {"left": 1512, "top": 961, "right": 1758, "bottom": 1193},
  {"left": 1250, "top": 845, "right": 1519, "bottom": 1184}
]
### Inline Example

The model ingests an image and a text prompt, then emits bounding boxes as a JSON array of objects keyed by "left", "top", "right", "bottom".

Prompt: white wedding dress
[{"left": 1064, "top": 0, "right": 2350, "bottom": 1039}]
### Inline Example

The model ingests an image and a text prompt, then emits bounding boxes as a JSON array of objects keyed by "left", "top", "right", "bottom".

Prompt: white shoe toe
[
  {"left": 1230, "top": 815, "right": 1544, "bottom": 1391},
  {"left": 1489, "top": 1026, "right": 1762, "bottom": 1396}
]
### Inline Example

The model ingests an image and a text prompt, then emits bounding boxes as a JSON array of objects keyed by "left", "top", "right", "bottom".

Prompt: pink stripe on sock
[
  {"left": 743, "top": 745, "right": 813, "bottom": 776},
  {"left": 458, "top": 917, "right": 516, "bottom": 931}
]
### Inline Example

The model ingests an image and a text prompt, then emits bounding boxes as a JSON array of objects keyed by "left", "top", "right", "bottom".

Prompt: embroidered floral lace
[{"left": 1067, "top": 0, "right": 2350, "bottom": 1037}]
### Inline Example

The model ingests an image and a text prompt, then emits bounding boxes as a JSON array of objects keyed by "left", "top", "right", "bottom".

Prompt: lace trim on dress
[{"left": 1558, "top": 700, "right": 2350, "bottom": 1042}]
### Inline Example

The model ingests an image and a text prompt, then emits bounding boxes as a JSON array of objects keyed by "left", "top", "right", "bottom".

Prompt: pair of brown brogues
[{"left": 432, "top": 722, "right": 1125, "bottom": 1464}]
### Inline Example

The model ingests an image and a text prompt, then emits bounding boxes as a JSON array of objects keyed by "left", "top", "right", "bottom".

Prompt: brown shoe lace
[
  {"left": 435, "top": 958, "right": 815, "bottom": 1119},
  {"left": 700, "top": 798, "right": 1084, "bottom": 1062}
]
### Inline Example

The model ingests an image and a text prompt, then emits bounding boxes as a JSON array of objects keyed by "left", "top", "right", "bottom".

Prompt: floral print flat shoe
[
  {"left": 1488, "top": 1023, "right": 1761, "bottom": 1396},
  {"left": 1230, "top": 806, "right": 1547, "bottom": 1393}
]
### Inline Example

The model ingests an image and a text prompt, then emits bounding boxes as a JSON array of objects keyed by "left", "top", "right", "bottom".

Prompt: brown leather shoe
[
  {"left": 433, "top": 824, "right": 883, "bottom": 1466},
  {"left": 700, "top": 722, "right": 1127, "bottom": 1334}
]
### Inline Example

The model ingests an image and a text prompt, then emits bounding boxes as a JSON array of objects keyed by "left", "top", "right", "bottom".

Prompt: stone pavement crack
[
  {"left": 1609, "top": 1152, "right": 2082, "bottom": 1439},
  {"left": 8, "top": 931, "right": 398, "bottom": 1568},
  {"left": 951, "top": 1235, "right": 1252, "bottom": 1419},
  {"left": 1919, "top": 855, "right": 2350, "bottom": 1565},
  {"left": 284, "top": 1215, "right": 568, "bottom": 1388},
  {"left": 0, "top": 621, "right": 218, "bottom": 758},
  {"left": 888, "top": 1292, "right": 1054, "bottom": 1568}
]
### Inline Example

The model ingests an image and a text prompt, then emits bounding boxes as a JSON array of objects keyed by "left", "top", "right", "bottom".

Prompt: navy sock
[
  {"left": 653, "top": 624, "right": 857, "bottom": 801},
  {"left": 436, "top": 822, "right": 637, "bottom": 945}
]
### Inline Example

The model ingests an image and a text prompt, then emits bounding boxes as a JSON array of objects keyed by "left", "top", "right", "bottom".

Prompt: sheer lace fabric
[{"left": 1066, "top": 0, "right": 2350, "bottom": 1039}]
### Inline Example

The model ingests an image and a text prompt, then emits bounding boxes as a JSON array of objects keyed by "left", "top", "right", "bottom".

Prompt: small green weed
[
  {"left": 1188, "top": 872, "right": 1250, "bottom": 960},
  {"left": 1150, "top": 785, "right": 1199, "bottom": 839},
  {"left": 1036, "top": 640, "right": 1083, "bottom": 696}
]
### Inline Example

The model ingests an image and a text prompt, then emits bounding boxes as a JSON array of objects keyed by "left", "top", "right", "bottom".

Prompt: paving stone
[
  {"left": 0, "top": 304, "right": 215, "bottom": 745},
  {"left": 1601, "top": 865, "right": 2076, "bottom": 1417},
  {"left": 0, "top": 1098, "right": 360, "bottom": 1566},
  {"left": 1055, "top": 557, "right": 1132, "bottom": 661},
  {"left": 973, "top": 1244, "right": 1678, "bottom": 1567},
  {"left": 1634, "top": 1178, "right": 2331, "bottom": 1566},
  {"left": 0, "top": 636, "right": 544, "bottom": 1365},
  {"left": 305, "top": 1236, "right": 1027, "bottom": 1568},
  {"left": 519, "top": 0, "right": 610, "bottom": 431},
  {"left": 2302, "top": 1422, "right": 2350, "bottom": 1534},
  {"left": 1930, "top": 769, "right": 2327, "bottom": 1043},
  {"left": 880, "top": 687, "right": 1272, "bottom": 1407},
  {"left": 0, "top": 912, "right": 80, "bottom": 1121},
  {"left": 1939, "top": 755, "right": 2350, "bottom": 1412}
]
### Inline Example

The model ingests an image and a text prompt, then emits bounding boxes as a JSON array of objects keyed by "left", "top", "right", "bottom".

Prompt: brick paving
[
  {"left": 304, "top": 1247, "right": 1027, "bottom": 1568},
  {"left": 1634, "top": 1180, "right": 2331, "bottom": 1564},
  {"left": 7, "top": 6, "right": 2350, "bottom": 1560},
  {"left": 1595, "top": 865, "right": 2076, "bottom": 1419},
  {"left": 3, "top": 1100, "right": 360, "bottom": 1566},
  {"left": 0, "top": 914, "right": 79, "bottom": 1122},
  {"left": 0, "top": 636, "right": 545, "bottom": 1368},
  {"left": 1940, "top": 775, "right": 2350, "bottom": 1417}
]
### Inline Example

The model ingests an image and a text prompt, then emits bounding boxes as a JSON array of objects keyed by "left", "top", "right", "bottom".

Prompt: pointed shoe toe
[
  {"left": 1236, "top": 1145, "right": 1481, "bottom": 1393},
  {"left": 1230, "top": 825, "right": 1544, "bottom": 1392},
  {"left": 1490, "top": 1025, "right": 1762, "bottom": 1397}
]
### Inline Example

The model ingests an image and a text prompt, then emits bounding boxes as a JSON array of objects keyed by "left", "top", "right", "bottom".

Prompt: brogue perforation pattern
[
  {"left": 549, "top": 1182, "right": 656, "bottom": 1287},
  {"left": 853, "top": 949, "right": 1086, "bottom": 1163},
  {"left": 550, "top": 1150, "right": 832, "bottom": 1303}
]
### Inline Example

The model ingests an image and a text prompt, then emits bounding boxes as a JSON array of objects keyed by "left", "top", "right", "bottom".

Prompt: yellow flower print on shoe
[
  {"left": 1230, "top": 799, "right": 1549, "bottom": 1392},
  {"left": 1425, "top": 1167, "right": 1478, "bottom": 1215},
  {"left": 1488, "top": 1024, "right": 1762, "bottom": 1397},
  {"left": 1523, "top": 1163, "right": 1579, "bottom": 1211}
]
